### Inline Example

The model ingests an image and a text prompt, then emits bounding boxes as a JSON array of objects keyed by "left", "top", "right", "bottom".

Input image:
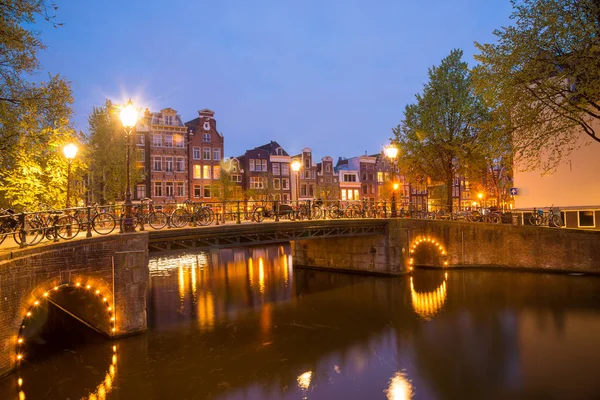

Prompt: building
[
  {"left": 291, "top": 148, "right": 317, "bottom": 202},
  {"left": 143, "top": 108, "right": 189, "bottom": 203},
  {"left": 238, "top": 141, "right": 292, "bottom": 202},
  {"left": 185, "top": 109, "right": 224, "bottom": 200},
  {"left": 335, "top": 157, "right": 361, "bottom": 201},
  {"left": 514, "top": 130, "right": 600, "bottom": 228},
  {"left": 374, "top": 152, "right": 410, "bottom": 206},
  {"left": 316, "top": 156, "right": 339, "bottom": 201}
]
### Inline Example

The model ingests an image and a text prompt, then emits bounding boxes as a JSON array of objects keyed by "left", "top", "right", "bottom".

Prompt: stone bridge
[{"left": 2, "top": 218, "right": 599, "bottom": 376}]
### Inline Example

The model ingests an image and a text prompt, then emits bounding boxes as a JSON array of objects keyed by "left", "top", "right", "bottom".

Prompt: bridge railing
[{"left": 0, "top": 200, "right": 517, "bottom": 249}]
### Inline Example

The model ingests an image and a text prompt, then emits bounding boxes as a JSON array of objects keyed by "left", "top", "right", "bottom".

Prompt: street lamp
[
  {"left": 63, "top": 143, "right": 78, "bottom": 208},
  {"left": 384, "top": 144, "right": 399, "bottom": 217},
  {"left": 291, "top": 160, "right": 301, "bottom": 203},
  {"left": 120, "top": 99, "right": 139, "bottom": 233},
  {"left": 477, "top": 192, "right": 483, "bottom": 208}
]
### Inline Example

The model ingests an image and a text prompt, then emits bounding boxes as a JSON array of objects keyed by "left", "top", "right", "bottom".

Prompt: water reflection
[{"left": 3, "top": 250, "right": 600, "bottom": 399}]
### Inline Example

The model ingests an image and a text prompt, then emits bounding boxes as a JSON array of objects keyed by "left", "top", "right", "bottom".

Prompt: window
[
  {"left": 282, "top": 194, "right": 289, "bottom": 202},
  {"left": 193, "top": 147, "right": 200, "bottom": 160},
  {"left": 362, "top": 185, "right": 368, "bottom": 194},
  {"left": 194, "top": 165, "right": 201, "bottom": 179},
  {"left": 342, "top": 189, "right": 347, "bottom": 201},
  {"left": 312, "top": 170, "right": 316, "bottom": 179},
  {"left": 377, "top": 172, "right": 383, "bottom": 182},
  {"left": 175, "top": 134, "right": 184, "bottom": 148},
  {"left": 273, "top": 178, "right": 280, "bottom": 189},
  {"left": 261, "top": 159, "right": 267, "bottom": 171},
  {"left": 370, "top": 185, "right": 375, "bottom": 194},
  {"left": 153, "top": 134, "right": 162, "bottom": 147},
  {"left": 250, "top": 177, "right": 265, "bottom": 189},
  {"left": 176, "top": 158, "right": 185, "bottom": 172},
  {"left": 137, "top": 149, "right": 145, "bottom": 162},
  {"left": 274, "top": 194, "right": 281, "bottom": 201},
  {"left": 203, "top": 165, "right": 211, "bottom": 179},
  {"left": 136, "top": 184, "right": 145, "bottom": 199},
  {"left": 213, "top": 148, "right": 221, "bottom": 161},
  {"left": 165, "top": 182, "right": 174, "bottom": 197},
  {"left": 165, "top": 157, "right": 173, "bottom": 172},
  {"left": 275, "top": 147, "right": 283, "bottom": 155},
  {"left": 309, "top": 185, "right": 315, "bottom": 197},
  {"left": 272, "top": 163, "right": 280, "bottom": 175},
  {"left": 304, "top": 170, "right": 310, "bottom": 179},
  {"left": 136, "top": 134, "right": 145, "bottom": 146},
  {"left": 368, "top": 173, "right": 374, "bottom": 181},
  {"left": 231, "top": 175, "right": 242, "bottom": 182},
  {"left": 164, "top": 115, "right": 173, "bottom": 125},
  {"left": 343, "top": 174, "right": 356, "bottom": 182},
  {"left": 203, "top": 185, "right": 211, "bottom": 198},
  {"left": 362, "top": 173, "right": 367, "bottom": 181},
  {"left": 154, "top": 181, "right": 163, "bottom": 197},
  {"left": 249, "top": 159, "right": 255, "bottom": 171},
  {"left": 304, "top": 158, "right": 310, "bottom": 168},
  {"left": 353, "top": 189, "right": 359, "bottom": 200},
  {"left": 579, "top": 211, "right": 595, "bottom": 227},
  {"left": 326, "top": 164, "right": 331, "bottom": 172},
  {"left": 153, "top": 156, "right": 162, "bottom": 171},
  {"left": 194, "top": 184, "right": 201, "bottom": 197},
  {"left": 164, "top": 135, "right": 173, "bottom": 148},
  {"left": 203, "top": 147, "right": 211, "bottom": 160},
  {"left": 282, "top": 164, "right": 289, "bottom": 175},
  {"left": 300, "top": 184, "right": 307, "bottom": 196},
  {"left": 213, "top": 165, "right": 220, "bottom": 179},
  {"left": 203, "top": 133, "right": 211, "bottom": 142},
  {"left": 282, "top": 178, "right": 289, "bottom": 189},
  {"left": 177, "top": 182, "right": 185, "bottom": 197}
]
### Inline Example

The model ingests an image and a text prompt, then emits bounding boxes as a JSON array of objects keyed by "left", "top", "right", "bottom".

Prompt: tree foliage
[
  {"left": 473, "top": 0, "right": 600, "bottom": 172},
  {"left": 393, "top": 49, "right": 488, "bottom": 211},
  {"left": 86, "top": 100, "right": 142, "bottom": 204}
]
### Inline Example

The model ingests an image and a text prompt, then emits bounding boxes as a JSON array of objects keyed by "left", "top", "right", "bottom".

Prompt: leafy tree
[
  {"left": 212, "top": 166, "right": 243, "bottom": 202},
  {"left": 473, "top": 0, "right": 600, "bottom": 172},
  {"left": 393, "top": 49, "right": 488, "bottom": 211},
  {"left": 0, "top": 1, "right": 73, "bottom": 155},
  {"left": 87, "top": 100, "right": 142, "bottom": 204}
]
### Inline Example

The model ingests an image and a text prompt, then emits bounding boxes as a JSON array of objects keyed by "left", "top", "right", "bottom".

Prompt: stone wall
[
  {"left": 292, "top": 219, "right": 600, "bottom": 275},
  {"left": 0, "top": 233, "right": 149, "bottom": 377}
]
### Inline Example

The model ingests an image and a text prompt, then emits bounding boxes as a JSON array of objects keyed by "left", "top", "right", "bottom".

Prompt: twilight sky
[{"left": 37, "top": 0, "right": 513, "bottom": 160}]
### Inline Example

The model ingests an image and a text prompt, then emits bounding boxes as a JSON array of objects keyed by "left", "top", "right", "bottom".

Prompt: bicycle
[
  {"left": 132, "top": 198, "right": 169, "bottom": 230},
  {"left": 529, "top": 205, "right": 563, "bottom": 227},
  {"left": 252, "top": 203, "right": 295, "bottom": 223},
  {"left": 43, "top": 210, "right": 81, "bottom": 241}
]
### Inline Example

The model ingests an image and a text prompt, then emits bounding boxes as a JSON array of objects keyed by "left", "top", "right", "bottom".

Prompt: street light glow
[
  {"left": 63, "top": 143, "right": 78, "bottom": 160},
  {"left": 477, "top": 193, "right": 483, "bottom": 199},
  {"left": 384, "top": 145, "right": 399, "bottom": 159},
  {"left": 393, "top": 182, "right": 399, "bottom": 190},
  {"left": 291, "top": 160, "right": 301, "bottom": 172},
  {"left": 120, "top": 99, "right": 139, "bottom": 128}
]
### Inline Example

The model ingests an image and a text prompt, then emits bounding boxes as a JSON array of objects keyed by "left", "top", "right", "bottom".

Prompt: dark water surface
[{"left": 2, "top": 245, "right": 600, "bottom": 399}]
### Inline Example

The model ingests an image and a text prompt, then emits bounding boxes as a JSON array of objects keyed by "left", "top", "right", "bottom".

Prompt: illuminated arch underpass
[{"left": 408, "top": 236, "right": 450, "bottom": 269}]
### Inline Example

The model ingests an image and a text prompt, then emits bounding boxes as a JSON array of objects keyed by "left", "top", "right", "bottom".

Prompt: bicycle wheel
[
  {"left": 550, "top": 214, "right": 563, "bottom": 227},
  {"left": 196, "top": 208, "right": 214, "bottom": 226},
  {"left": 468, "top": 211, "right": 482, "bottom": 223},
  {"left": 312, "top": 207, "right": 323, "bottom": 219},
  {"left": 148, "top": 211, "right": 168, "bottom": 230},
  {"left": 56, "top": 216, "right": 81, "bottom": 240},
  {"left": 170, "top": 208, "right": 189, "bottom": 228},
  {"left": 13, "top": 218, "right": 44, "bottom": 246},
  {"left": 92, "top": 212, "right": 116, "bottom": 235},
  {"left": 489, "top": 213, "right": 502, "bottom": 224},
  {"left": 528, "top": 214, "right": 540, "bottom": 226},
  {"left": 253, "top": 208, "right": 265, "bottom": 223},
  {"left": 328, "top": 205, "right": 341, "bottom": 219}
]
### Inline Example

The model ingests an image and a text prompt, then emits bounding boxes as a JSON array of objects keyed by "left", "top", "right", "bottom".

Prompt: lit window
[
  {"left": 203, "top": 165, "right": 211, "bottom": 179},
  {"left": 164, "top": 135, "right": 173, "bottom": 148},
  {"left": 154, "top": 181, "right": 163, "bottom": 197},
  {"left": 194, "top": 165, "right": 201, "bottom": 179},
  {"left": 213, "top": 165, "right": 220, "bottom": 179},
  {"left": 194, "top": 184, "right": 201, "bottom": 197}
]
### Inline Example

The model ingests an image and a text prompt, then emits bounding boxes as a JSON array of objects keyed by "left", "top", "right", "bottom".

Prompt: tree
[
  {"left": 0, "top": 1, "right": 73, "bottom": 155},
  {"left": 393, "top": 49, "right": 488, "bottom": 211},
  {"left": 86, "top": 100, "right": 142, "bottom": 204},
  {"left": 473, "top": 0, "right": 600, "bottom": 172},
  {"left": 212, "top": 166, "right": 243, "bottom": 201}
]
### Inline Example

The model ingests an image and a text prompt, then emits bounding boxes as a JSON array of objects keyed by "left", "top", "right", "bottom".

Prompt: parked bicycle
[{"left": 529, "top": 205, "right": 563, "bottom": 227}]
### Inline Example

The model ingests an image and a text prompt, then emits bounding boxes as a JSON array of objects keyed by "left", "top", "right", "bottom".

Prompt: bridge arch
[
  {"left": 14, "top": 278, "right": 116, "bottom": 366},
  {"left": 408, "top": 236, "right": 450, "bottom": 269}
]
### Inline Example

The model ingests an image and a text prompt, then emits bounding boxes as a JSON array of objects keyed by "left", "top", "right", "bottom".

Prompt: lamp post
[
  {"left": 384, "top": 145, "right": 399, "bottom": 217},
  {"left": 63, "top": 143, "right": 78, "bottom": 208},
  {"left": 477, "top": 192, "right": 483, "bottom": 208},
  {"left": 120, "top": 99, "right": 139, "bottom": 233},
  {"left": 291, "top": 160, "right": 301, "bottom": 204}
]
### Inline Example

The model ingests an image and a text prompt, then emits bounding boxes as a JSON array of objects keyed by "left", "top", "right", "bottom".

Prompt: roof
[{"left": 254, "top": 141, "right": 289, "bottom": 156}]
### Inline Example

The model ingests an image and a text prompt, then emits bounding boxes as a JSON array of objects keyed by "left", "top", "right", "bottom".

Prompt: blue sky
[{"left": 37, "top": 0, "right": 513, "bottom": 160}]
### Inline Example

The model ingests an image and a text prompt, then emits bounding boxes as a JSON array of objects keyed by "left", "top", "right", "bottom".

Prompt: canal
[{"left": 2, "top": 244, "right": 600, "bottom": 399}]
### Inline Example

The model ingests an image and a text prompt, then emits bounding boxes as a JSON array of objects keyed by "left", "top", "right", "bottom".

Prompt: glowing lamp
[
  {"left": 291, "top": 160, "right": 301, "bottom": 172},
  {"left": 63, "top": 143, "right": 78, "bottom": 160},
  {"left": 120, "top": 99, "right": 139, "bottom": 128},
  {"left": 384, "top": 145, "right": 399, "bottom": 159}
]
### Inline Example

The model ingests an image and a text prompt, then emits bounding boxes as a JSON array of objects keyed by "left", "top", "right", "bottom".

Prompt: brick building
[
  {"left": 291, "top": 148, "right": 317, "bottom": 202},
  {"left": 185, "top": 109, "right": 224, "bottom": 200},
  {"left": 238, "top": 141, "right": 291, "bottom": 202},
  {"left": 316, "top": 156, "right": 339, "bottom": 201}
]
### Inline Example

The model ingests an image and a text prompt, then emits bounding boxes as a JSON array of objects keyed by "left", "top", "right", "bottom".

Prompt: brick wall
[{"left": 0, "top": 233, "right": 149, "bottom": 377}]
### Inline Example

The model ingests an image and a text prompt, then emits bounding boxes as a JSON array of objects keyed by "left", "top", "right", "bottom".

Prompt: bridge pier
[
  {"left": 291, "top": 220, "right": 409, "bottom": 275},
  {"left": 0, "top": 233, "right": 149, "bottom": 377}
]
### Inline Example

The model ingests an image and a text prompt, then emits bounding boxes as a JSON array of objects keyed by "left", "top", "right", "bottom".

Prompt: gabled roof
[{"left": 254, "top": 141, "right": 289, "bottom": 156}]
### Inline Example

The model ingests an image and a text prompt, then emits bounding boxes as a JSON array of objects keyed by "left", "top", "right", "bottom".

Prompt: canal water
[{"left": 2, "top": 244, "right": 600, "bottom": 399}]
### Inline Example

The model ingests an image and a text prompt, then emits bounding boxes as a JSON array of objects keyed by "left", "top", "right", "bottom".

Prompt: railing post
[
  {"left": 383, "top": 200, "right": 387, "bottom": 218},
  {"left": 86, "top": 206, "right": 92, "bottom": 238},
  {"left": 274, "top": 200, "right": 280, "bottom": 222},
  {"left": 222, "top": 201, "right": 226, "bottom": 224},
  {"left": 215, "top": 203, "right": 220, "bottom": 226},
  {"left": 18, "top": 212, "right": 26, "bottom": 248},
  {"left": 139, "top": 202, "right": 145, "bottom": 231},
  {"left": 236, "top": 201, "right": 241, "bottom": 224},
  {"left": 118, "top": 204, "right": 124, "bottom": 234}
]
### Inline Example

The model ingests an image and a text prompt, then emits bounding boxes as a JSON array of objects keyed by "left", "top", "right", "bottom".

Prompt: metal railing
[{"left": 0, "top": 200, "right": 517, "bottom": 249}]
